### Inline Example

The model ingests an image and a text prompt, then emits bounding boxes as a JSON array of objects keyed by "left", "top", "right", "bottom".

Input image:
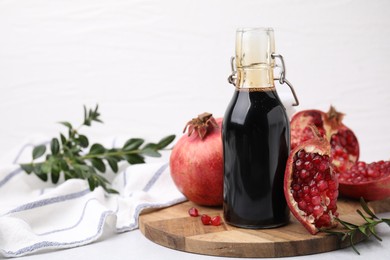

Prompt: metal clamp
[
  {"left": 227, "top": 56, "right": 237, "bottom": 86},
  {"left": 272, "top": 53, "right": 300, "bottom": 106},
  {"left": 227, "top": 53, "right": 299, "bottom": 106}
]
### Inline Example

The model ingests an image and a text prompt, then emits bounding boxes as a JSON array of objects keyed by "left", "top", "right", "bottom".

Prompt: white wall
[{"left": 0, "top": 0, "right": 389, "bottom": 163}]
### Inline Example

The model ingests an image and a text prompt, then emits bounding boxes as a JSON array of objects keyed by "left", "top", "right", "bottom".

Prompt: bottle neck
[{"left": 236, "top": 66, "right": 275, "bottom": 89}]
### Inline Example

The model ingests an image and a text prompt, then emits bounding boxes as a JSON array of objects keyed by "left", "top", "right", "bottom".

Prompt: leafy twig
[
  {"left": 20, "top": 105, "right": 175, "bottom": 193},
  {"left": 321, "top": 197, "right": 390, "bottom": 254}
]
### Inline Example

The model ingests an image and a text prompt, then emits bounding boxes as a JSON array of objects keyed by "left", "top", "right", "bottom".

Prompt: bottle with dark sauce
[{"left": 223, "top": 28, "right": 291, "bottom": 228}]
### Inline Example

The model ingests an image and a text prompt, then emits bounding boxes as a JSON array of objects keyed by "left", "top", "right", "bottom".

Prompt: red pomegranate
[
  {"left": 284, "top": 126, "right": 339, "bottom": 235},
  {"left": 290, "top": 106, "right": 359, "bottom": 173},
  {"left": 169, "top": 113, "right": 223, "bottom": 206},
  {"left": 338, "top": 160, "right": 390, "bottom": 201}
]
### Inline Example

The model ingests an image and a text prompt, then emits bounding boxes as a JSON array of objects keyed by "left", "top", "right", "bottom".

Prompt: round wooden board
[{"left": 139, "top": 198, "right": 390, "bottom": 258}]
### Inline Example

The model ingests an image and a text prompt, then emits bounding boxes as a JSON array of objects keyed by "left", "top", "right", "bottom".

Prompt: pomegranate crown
[
  {"left": 183, "top": 112, "right": 219, "bottom": 140},
  {"left": 325, "top": 106, "right": 345, "bottom": 128}
]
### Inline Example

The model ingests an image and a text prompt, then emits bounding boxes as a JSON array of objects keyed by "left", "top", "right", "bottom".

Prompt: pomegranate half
[
  {"left": 290, "top": 106, "right": 359, "bottom": 173},
  {"left": 284, "top": 127, "right": 339, "bottom": 234},
  {"left": 338, "top": 160, "right": 390, "bottom": 201}
]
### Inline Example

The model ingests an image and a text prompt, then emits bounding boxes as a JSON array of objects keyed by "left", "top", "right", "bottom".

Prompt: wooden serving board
[{"left": 139, "top": 198, "right": 390, "bottom": 258}]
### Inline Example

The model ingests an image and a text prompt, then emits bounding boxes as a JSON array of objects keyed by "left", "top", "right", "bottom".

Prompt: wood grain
[{"left": 139, "top": 198, "right": 390, "bottom": 257}]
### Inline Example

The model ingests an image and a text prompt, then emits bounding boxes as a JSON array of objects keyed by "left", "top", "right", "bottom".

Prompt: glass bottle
[{"left": 222, "top": 28, "right": 291, "bottom": 228}]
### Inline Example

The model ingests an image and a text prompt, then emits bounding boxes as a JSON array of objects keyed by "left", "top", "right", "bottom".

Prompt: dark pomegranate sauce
[{"left": 222, "top": 88, "right": 290, "bottom": 228}]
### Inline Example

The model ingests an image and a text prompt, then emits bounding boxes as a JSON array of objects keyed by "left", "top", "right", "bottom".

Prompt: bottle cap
[{"left": 235, "top": 28, "right": 275, "bottom": 69}]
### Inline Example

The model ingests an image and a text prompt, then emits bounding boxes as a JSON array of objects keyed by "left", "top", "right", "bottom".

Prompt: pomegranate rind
[
  {"left": 290, "top": 107, "right": 360, "bottom": 173},
  {"left": 338, "top": 161, "right": 390, "bottom": 201},
  {"left": 290, "top": 110, "right": 326, "bottom": 150},
  {"left": 170, "top": 118, "right": 223, "bottom": 206},
  {"left": 339, "top": 177, "right": 390, "bottom": 201},
  {"left": 284, "top": 136, "right": 339, "bottom": 235}
]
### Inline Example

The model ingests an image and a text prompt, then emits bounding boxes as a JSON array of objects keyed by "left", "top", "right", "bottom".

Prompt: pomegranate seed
[
  {"left": 292, "top": 183, "right": 300, "bottom": 191},
  {"left": 201, "top": 214, "right": 211, "bottom": 225},
  {"left": 299, "top": 169, "right": 308, "bottom": 179},
  {"left": 339, "top": 160, "right": 390, "bottom": 184},
  {"left": 188, "top": 207, "right": 199, "bottom": 217},
  {"left": 310, "top": 187, "right": 319, "bottom": 196},
  {"left": 298, "top": 200, "right": 307, "bottom": 210},
  {"left": 211, "top": 216, "right": 222, "bottom": 226},
  {"left": 303, "top": 194, "right": 311, "bottom": 203},
  {"left": 295, "top": 159, "right": 304, "bottom": 170},
  {"left": 317, "top": 180, "right": 328, "bottom": 191},
  {"left": 304, "top": 161, "right": 313, "bottom": 170},
  {"left": 313, "top": 205, "right": 324, "bottom": 217},
  {"left": 311, "top": 196, "right": 321, "bottom": 206}
]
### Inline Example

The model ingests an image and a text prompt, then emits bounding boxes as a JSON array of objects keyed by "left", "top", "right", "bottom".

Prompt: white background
[
  {"left": 0, "top": 0, "right": 390, "bottom": 259},
  {"left": 1, "top": 0, "right": 389, "bottom": 163}
]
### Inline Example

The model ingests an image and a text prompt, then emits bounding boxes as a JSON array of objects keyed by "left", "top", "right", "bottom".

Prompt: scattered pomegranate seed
[
  {"left": 188, "top": 207, "right": 199, "bottom": 217},
  {"left": 201, "top": 214, "right": 212, "bottom": 225},
  {"left": 188, "top": 207, "right": 223, "bottom": 226},
  {"left": 211, "top": 216, "right": 221, "bottom": 226}
]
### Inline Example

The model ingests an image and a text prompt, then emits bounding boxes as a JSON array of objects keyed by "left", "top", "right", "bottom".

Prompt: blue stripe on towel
[
  {"left": 36, "top": 198, "right": 99, "bottom": 236},
  {"left": 142, "top": 163, "right": 168, "bottom": 192},
  {"left": 4, "top": 188, "right": 91, "bottom": 215},
  {"left": 116, "top": 196, "right": 186, "bottom": 232},
  {"left": 1, "top": 209, "right": 115, "bottom": 257},
  {"left": 0, "top": 167, "right": 22, "bottom": 188}
]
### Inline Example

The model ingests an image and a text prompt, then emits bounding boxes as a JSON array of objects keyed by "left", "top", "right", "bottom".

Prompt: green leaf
[
  {"left": 360, "top": 197, "right": 379, "bottom": 219},
  {"left": 336, "top": 218, "right": 358, "bottom": 230},
  {"left": 125, "top": 154, "right": 145, "bottom": 164},
  {"left": 143, "top": 143, "right": 158, "bottom": 150},
  {"left": 35, "top": 172, "right": 48, "bottom": 182},
  {"left": 141, "top": 148, "right": 161, "bottom": 157},
  {"left": 350, "top": 232, "right": 360, "bottom": 255},
  {"left": 383, "top": 218, "right": 390, "bottom": 227},
  {"left": 59, "top": 121, "right": 73, "bottom": 129},
  {"left": 105, "top": 188, "right": 119, "bottom": 194},
  {"left": 50, "top": 138, "right": 60, "bottom": 155},
  {"left": 59, "top": 159, "right": 69, "bottom": 171},
  {"left": 123, "top": 138, "right": 144, "bottom": 151},
  {"left": 106, "top": 157, "right": 119, "bottom": 173},
  {"left": 83, "top": 105, "right": 88, "bottom": 124},
  {"left": 358, "top": 225, "right": 369, "bottom": 237},
  {"left": 356, "top": 209, "right": 374, "bottom": 224},
  {"left": 368, "top": 225, "right": 382, "bottom": 241},
  {"left": 78, "top": 135, "right": 89, "bottom": 148},
  {"left": 40, "top": 161, "right": 51, "bottom": 174},
  {"left": 51, "top": 170, "right": 60, "bottom": 184},
  {"left": 91, "top": 158, "right": 106, "bottom": 173},
  {"left": 88, "top": 177, "right": 96, "bottom": 191},
  {"left": 20, "top": 164, "right": 34, "bottom": 174},
  {"left": 60, "top": 133, "right": 67, "bottom": 144},
  {"left": 32, "top": 145, "right": 46, "bottom": 160},
  {"left": 157, "top": 135, "right": 175, "bottom": 149},
  {"left": 89, "top": 143, "right": 106, "bottom": 155}
]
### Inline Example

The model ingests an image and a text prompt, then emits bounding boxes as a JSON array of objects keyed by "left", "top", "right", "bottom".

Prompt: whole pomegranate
[
  {"left": 284, "top": 127, "right": 339, "bottom": 235},
  {"left": 338, "top": 160, "right": 390, "bottom": 201},
  {"left": 290, "top": 106, "right": 359, "bottom": 173},
  {"left": 169, "top": 113, "right": 223, "bottom": 206}
]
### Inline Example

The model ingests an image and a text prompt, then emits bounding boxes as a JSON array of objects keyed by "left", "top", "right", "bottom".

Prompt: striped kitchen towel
[{"left": 0, "top": 136, "right": 186, "bottom": 258}]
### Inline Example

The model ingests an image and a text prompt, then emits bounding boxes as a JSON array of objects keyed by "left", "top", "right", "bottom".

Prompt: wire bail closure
[{"left": 227, "top": 54, "right": 300, "bottom": 106}]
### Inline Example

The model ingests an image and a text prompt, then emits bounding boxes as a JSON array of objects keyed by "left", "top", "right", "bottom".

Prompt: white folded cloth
[{"left": 0, "top": 137, "right": 186, "bottom": 258}]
